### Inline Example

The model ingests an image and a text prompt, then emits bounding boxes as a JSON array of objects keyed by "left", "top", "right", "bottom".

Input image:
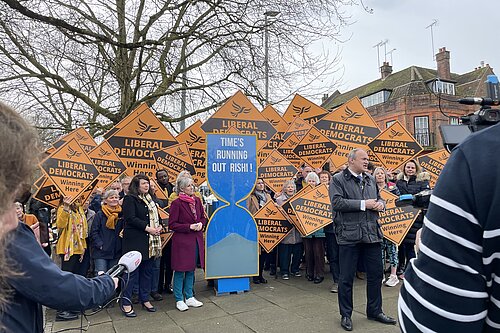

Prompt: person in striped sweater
[{"left": 399, "top": 122, "right": 500, "bottom": 332}]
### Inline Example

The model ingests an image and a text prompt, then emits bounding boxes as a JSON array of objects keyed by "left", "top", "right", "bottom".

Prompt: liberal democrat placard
[
  {"left": 106, "top": 106, "right": 177, "bottom": 177},
  {"left": 314, "top": 97, "right": 381, "bottom": 169},
  {"left": 282, "top": 116, "right": 312, "bottom": 141},
  {"left": 40, "top": 138, "right": 100, "bottom": 202},
  {"left": 282, "top": 94, "right": 328, "bottom": 125},
  {"left": 277, "top": 133, "right": 303, "bottom": 169},
  {"left": 253, "top": 200, "right": 293, "bottom": 253},
  {"left": 258, "top": 149, "right": 297, "bottom": 194},
  {"left": 201, "top": 91, "right": 276, "bottom": 150},
  {"left": 278, "top": 185, "right": 311, "bottom": 235},
  {"left": 290, "top": 184, "right": 333, "bottom": 236},
  {"left": 417, "top": 149, "right": 450, "bottom": 188},
  {"left": 33, "top": 176, "right": 61, "bottom": 208},
  {"left": 368, "top": 120, "right": 423, "bottom": 170},
  {"left": 175, "top": 120, "right": 207, "bottom": 185},
  {"left": 103, "top": 102, "right": 149, "bottom": 140},
  {"left": 88, "top": 141, "right": 127, "bottom": 189},
  {"left": 378, "top": 189, "right": 420, "bottom": 246},
  {"left": 53, "top": 127, "right": 98, "bottom": 154},
  {"left": 258, "top": 105, "right": 287, "bottom": 166},
  {"left": 153, "top": 143, "right": 196, "bottom": 183},
  {"left": 293, "top": 127, "right": 337, "bottom": 169}
]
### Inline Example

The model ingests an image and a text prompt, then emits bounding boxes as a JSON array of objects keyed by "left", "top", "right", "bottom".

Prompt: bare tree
[{"left": 0, "top": 0, "right": 355, "bottom": 136}]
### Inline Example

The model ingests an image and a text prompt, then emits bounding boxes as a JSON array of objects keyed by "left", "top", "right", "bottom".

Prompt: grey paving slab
[
  {"left": 166, "top": 302, "right": 227, "bottom": 326},
  {"left": 181, "top": 316, "right": 253, "bottom": 333},
  {"left": 112, "top": 311, "right": 175, "bottom": 333},
  {"left": 210, "top": 292, "right": 274, "bottom": 314}
]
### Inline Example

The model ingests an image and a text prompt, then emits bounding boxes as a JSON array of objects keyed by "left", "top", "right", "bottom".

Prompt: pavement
[{"left": 45, "top": 269, "right": 402, "bottom": 333}]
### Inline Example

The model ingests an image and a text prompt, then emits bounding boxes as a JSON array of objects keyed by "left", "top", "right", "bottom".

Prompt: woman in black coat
[
  {"left": 121, "top": 174, "right": 162, "bottom": 317},
  {"left": 395, "top": 160, "right": 430, "bottom": 277}
]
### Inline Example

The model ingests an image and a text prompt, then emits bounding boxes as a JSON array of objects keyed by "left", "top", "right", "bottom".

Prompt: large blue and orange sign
[{"left": 205, "top": 134, "right": 258, "bottom": 279}]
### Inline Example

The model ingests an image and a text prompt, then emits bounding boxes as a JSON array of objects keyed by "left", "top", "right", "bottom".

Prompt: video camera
[
  {"left": 395, "top": 189, "right": 432, "bottom": 209},
  {"left": 440, "top": 75, "right": 500, "bottom": 152}
]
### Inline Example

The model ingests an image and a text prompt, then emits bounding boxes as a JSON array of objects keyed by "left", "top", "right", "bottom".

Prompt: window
[
  {"left": 414, "top": 116, "right": 430, "bottom": 146},
  {"left": 449, "top": 116, "right": 460, "bottom": 125},
  {"left": 386, "top": 120, "right": 396, "bottom": 128},
  {"left": 429, "top": 80, "right": 455, "bottom": 95},
  {"left": 361, "top": 90, "right": 391, "bottom": 107}
]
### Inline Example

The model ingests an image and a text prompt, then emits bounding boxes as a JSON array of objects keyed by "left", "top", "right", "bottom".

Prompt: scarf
[
  {"left": 179, "top": 192, "right": 197, "bottom": 220},
  {"left": 139, "top": 193, "right": 162, "bottom": 258},
  {"left": 102, "top": 204, "right": 122, "bottom": 230},
  {"left": 254, "top": 190, "right": 267, "bottom": 208}
]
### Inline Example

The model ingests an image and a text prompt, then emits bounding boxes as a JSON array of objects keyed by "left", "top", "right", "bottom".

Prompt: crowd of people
[{"left": 11, "top": 156, "right": 431, "bottom": 326}]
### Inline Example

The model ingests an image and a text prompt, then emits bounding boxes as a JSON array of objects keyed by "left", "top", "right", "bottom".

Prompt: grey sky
[{"left": 327, "top": 0, "right": 500, "bottom": 95}]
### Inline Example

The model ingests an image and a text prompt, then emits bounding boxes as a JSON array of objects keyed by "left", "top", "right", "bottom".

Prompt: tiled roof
[{"left": 322, "top": 65, "right": 494, "bottom": 110}]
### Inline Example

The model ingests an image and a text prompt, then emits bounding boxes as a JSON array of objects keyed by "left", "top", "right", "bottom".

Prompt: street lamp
[{"left": 264, "top": 10, "right": 280, "bottom": 105}]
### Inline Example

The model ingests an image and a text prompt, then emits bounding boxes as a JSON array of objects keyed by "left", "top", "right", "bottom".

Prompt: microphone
[
  {"left": 105, "top": 251, "right": 142, "bottom": 278},
  {"left": 395, "top": 189, "right": 432, "bottom": 209},
  {"left": 458, "top": 97, "right": 500, "bottom": 106}
]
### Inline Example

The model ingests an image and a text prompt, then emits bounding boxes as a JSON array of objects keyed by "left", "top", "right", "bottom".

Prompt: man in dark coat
[{"left": 329, "top": 148, "right": 396, "bottom": 331}]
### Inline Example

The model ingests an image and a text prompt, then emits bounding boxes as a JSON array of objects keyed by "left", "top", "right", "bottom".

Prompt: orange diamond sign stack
[
  {"left": 88, "top": 141, "right": 127, "bottom": 189},
  {"left": 314, "top": 97, "right": 381, "bottom": 169},
  {"left": 368, "top": 120, "right": 423, "bottom": 170},
  {"left": 40, "top": 138, "right": 100, "bottom": 203}
]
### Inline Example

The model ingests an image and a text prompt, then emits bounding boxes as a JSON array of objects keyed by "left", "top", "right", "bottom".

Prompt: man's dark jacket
[
  {"left": 329, "top": 168, "right": 384, "bottom": 245},
  {"left": 2, "top": 223, "right": 115, "bottom": 333}
]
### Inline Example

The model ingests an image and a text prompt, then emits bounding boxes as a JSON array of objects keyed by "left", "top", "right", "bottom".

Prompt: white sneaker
[
  {"left": 176, "top": 301, "right": 189, "bottom": 311},
  {"left": 185, "top": 297, "right": 203, "bottom": 308},
  {"left": 385, "top": 274, "right": 400, "bottom": 287}
]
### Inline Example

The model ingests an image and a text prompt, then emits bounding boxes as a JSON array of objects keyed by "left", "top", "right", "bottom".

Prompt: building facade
[{"left": 321, "top": 47, "right": 496, "bottom": 151}]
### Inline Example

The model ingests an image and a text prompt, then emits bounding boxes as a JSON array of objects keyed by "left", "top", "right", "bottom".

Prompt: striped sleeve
[{"left": 399, "top": 147, "right": 493, "bottom": 332}]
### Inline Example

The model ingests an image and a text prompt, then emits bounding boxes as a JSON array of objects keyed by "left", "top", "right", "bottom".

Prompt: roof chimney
[
  {"left": 380, "top": 61, "right": 392, "bottom": 79},
  {"left": 322, "top": 93, "right": 329, "bottom": 103},
  {"left": 436, "top": 47, "right": 451, "bottom": 80}
]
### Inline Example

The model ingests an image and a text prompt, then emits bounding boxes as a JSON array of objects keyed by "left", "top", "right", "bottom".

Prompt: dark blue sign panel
[{"left": 205, "top": 134, "right": 258, "bottom": 278}]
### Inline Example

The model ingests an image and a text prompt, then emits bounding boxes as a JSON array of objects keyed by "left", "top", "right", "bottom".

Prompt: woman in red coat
[{"left": 169, "top": 176, "right": 207, "bottom": 312}]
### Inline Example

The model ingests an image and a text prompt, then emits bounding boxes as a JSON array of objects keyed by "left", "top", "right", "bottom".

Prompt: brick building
[{"left": 321, "top": 47, "right": 496, "bottom": 151}]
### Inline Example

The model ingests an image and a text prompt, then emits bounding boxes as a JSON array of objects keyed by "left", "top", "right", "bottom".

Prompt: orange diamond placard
[
  {"left": 53, "top": 127, "right": 98, "bottom": 154},
  {"left": 283, "top": 116, "right": 312, "bottom": 141},
  {"left": 277, "top": 133, "right": 302, "bottom": 169},
  {"left": 33, "top": 176, "right": 61, "bottom": 208},
  {"left": 258, "top": 106, "right": 287, "bottom": 166},
  {"left": 253, "top": 200, "right": 293, "bottom": 253},
  {"left": 40, "top": 138, "right": 100, "bottom": 202},
  {"left": 103, "top": 102, "right": 149, "bottom": 140},
  {"left": 282, "top": 94, "right": 328, "bottom": 125},
  {"left": 88, "top": 141, "right": 127, "bottom": 190},
  {"left": 293, "top": 127, "right": 337, "bottom": 169},
  {"left": 367, "top": 120, "right": 423, "bottom": 170},
  {"left": 258, "top": 150, "right": 298, "bottom": 194},
  {"left": 417, "top": 149, "right": 450, "bottom": 188},
  {"left": 153, "top": 143, "right": 196, "bottom": 183},
  {"left": 314, "top": 97, "right": 381, "bottom": 169},
  {"left": 176, "top": 120, "right": 207, "bottom": 185},
  {"left": 290, "top": 184, "right": 333, "bottom": 237},
  {"left": 201, "top": 91, "right": 276, "bottom": 150},
  {"left": 278, "top": 185, "right": 312, "bottom": 235},
  {"left": 106, "top": 106, "right": 177, "bottom": 178},
  {"left": 378, "top": 189, "right": 420, "bottom": 246}
]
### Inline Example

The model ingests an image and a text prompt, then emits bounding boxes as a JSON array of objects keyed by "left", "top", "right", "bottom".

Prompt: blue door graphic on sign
[{"left": 205, "top": 134, "right": 259, "bottom": 278}]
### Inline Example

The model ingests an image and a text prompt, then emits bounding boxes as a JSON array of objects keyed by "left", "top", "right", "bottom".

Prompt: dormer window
[
  {"left": 429, "top": 80, "right": 455, "bottom": 95},
  {"left": 361, "top": 90, "right": 391, "bottom": 107}
]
